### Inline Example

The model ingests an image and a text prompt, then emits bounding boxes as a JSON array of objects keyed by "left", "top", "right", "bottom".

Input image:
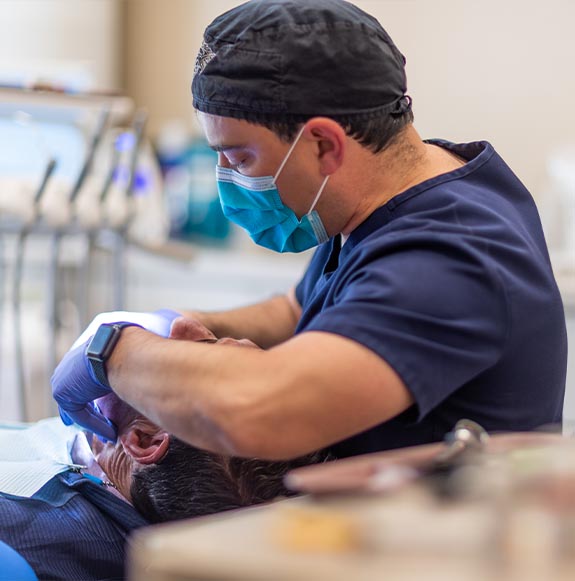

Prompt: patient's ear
[{"left": 120, "top": 422, "right": 170, "bottom": 465}]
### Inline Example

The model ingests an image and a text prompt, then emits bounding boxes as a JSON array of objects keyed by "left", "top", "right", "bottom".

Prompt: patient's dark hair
[{"left": 130, "top": 437, "right": 329, "bottom": 524}]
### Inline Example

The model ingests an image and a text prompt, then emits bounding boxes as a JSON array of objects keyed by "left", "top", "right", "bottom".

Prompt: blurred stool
[{"left": 0, "top": 540, "right": 38, "bottom": 581}]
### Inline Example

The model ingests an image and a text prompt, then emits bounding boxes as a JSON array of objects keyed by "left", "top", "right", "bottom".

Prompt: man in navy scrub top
[{"left": 52, "top": 0, "right": 567, "bottom": 462}]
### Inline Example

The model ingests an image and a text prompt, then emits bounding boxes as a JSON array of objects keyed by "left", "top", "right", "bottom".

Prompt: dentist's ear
[
  {"left": 304, "top": 117, "right": 346, "bottom": 176},
  {"left": 120, "top": 421, "right": 170, "bottom": 465}
]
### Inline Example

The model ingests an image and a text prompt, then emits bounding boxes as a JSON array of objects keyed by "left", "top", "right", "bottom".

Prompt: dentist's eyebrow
[{"left": 208, "top": 143, "right": 247, "bottom": 153}]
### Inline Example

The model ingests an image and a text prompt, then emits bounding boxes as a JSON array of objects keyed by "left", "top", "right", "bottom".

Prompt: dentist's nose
[{"left": 217, "top": 152, "right": 231, "bottom": 168}]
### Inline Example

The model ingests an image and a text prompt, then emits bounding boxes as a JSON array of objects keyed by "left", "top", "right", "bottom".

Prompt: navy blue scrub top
[{"left": 295, "top": 140, "right": 567, "bottom": 458}]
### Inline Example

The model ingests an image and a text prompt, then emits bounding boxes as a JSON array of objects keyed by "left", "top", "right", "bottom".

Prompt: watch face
[{"left": 87, "top": 325, "right": 117, "bottom": 360}]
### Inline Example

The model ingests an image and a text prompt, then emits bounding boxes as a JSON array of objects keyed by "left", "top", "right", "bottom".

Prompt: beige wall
[
  {"left": 356, "top": 0, "right": 575, "bottom": 200},
  {"left": 122, "top": 0, "right": 240, "bottom": 136},
  {"left": 123, "top": 0, "right": 575, "bottom": 197},
  {"left": 0, "top": 0, "right": 121, "bottom": 91}
]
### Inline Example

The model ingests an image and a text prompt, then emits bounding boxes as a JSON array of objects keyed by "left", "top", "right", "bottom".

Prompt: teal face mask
[{"left": 216, "top": 127, "right": 330, "bottom": 253}]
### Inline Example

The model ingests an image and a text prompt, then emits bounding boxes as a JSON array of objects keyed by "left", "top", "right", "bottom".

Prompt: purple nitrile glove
[
  {"left": 52, "top": 341, "right": 118, "bottom": 442},
  {"left": 55, "top": 309, "right": 181, "bottom": 440},
  {"left": 150, "top": 308, "right": 182, "bottom": 336},
  {"left": 71, "top": 309, "right": 182, "bottom": 350}
]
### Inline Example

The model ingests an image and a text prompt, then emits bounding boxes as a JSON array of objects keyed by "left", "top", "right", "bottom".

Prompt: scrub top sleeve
[{"left": 302, "top": 245, "right": 509, "bottom": 421}]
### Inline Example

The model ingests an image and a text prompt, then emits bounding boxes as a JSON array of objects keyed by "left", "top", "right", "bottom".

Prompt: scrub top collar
[{"left": 343, "top": 140, "right": 495, "bottom": 254}]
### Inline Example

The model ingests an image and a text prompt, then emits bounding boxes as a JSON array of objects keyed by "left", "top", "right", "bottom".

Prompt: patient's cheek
[{"left": 90, "top": 435, "right": 116, "bottom": 467}]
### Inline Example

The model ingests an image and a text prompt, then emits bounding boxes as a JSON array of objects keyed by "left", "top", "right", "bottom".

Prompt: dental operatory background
[{"left": 0, "top": 0, "right": 573, "bottom": 423}]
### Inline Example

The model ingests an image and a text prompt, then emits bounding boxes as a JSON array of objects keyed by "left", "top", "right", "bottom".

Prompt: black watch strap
[
  {"left": 87, "top": 322, "right": 141, "bottom": 387},
  {"left": 90, "top": 358, "right": 110, "bottom": 387}
]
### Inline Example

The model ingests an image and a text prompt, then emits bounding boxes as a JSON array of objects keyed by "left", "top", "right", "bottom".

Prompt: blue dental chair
[{"left": 0, "top": 541, "right": 38, "bottom": 581}]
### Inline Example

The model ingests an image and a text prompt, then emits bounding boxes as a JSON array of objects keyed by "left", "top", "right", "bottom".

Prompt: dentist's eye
[
  {"left": 228, "top": 157, "right": 249, "bottom": 172},
  {"left": 221, "top": 148, "right": 252, "bottom": 172}
]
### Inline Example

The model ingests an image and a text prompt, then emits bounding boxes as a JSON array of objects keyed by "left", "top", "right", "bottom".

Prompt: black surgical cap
[{"left": 192, "top": 0, "right": 411, "bottom": 123}]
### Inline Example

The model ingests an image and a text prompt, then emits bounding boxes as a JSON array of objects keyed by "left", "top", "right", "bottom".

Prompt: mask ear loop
[
  {"left": 307, "top": 175, "right": 330, "bottom": 215},
  {"left": 273, "top": 125, "right": 307, "bottom": 182},
  {"left": 272, "top": 124, "right": 330, "bottom": 217}
]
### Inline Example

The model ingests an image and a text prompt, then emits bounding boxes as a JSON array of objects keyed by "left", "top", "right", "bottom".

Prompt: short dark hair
[
  {"left": 130, "top": 437, "right": 329, "bottom": 524},
  {"left": 258, "top": 106, "right": 414, "bottom": 154}
]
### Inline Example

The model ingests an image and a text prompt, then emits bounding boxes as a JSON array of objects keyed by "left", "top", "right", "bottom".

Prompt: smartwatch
[{"left": 86, "top": 322, "right": 141, "bottom": 387}]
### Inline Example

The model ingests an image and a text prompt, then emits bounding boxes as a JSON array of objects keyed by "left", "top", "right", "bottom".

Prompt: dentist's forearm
[
  {"left": 183, "top": 289, "right": 301, "bottom": 349},
  {"left": 107, "top": 326, "right": 277, "bottom": 456},
  {"left": 106, "top": 324, "right": 413, "bottom": 461}
]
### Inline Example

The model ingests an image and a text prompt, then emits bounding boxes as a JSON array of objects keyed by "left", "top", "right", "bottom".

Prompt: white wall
[
  {"left": 0, "top": 0, "right": 122, "bottom": 91},
  {"left": 3, "top": 0, "right": 573, "bottom": 202},
  {"left": 356, "top": 0, "right": 575, "bottom": 200}
]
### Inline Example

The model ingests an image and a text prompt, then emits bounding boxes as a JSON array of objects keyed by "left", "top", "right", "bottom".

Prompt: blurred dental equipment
[
  {"left": 0, "top": 88, "right": 169, "bottom": 421},
  {"left": 12, "top": 153, "right": 58, "bottom": 421}
]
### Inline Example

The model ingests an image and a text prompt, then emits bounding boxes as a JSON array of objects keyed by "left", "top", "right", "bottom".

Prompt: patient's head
[{"left": 91, "top": 394, "right": 327, "bottom": 523}]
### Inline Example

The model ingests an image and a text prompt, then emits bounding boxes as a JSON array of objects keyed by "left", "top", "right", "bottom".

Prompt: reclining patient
[{"left": 0, "top": 394, "right": 326, "bottom": 581}]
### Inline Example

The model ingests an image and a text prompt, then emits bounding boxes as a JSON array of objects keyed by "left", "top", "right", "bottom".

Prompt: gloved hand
[
  {"left": 71, "top": 308, "right": 181, "bottom": 350},
  {"left": 52, "top": 342, "right": 118, "bottom": 442},
  {"left": 56, "top": 308, "right": 181, "bottom": 440}
]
